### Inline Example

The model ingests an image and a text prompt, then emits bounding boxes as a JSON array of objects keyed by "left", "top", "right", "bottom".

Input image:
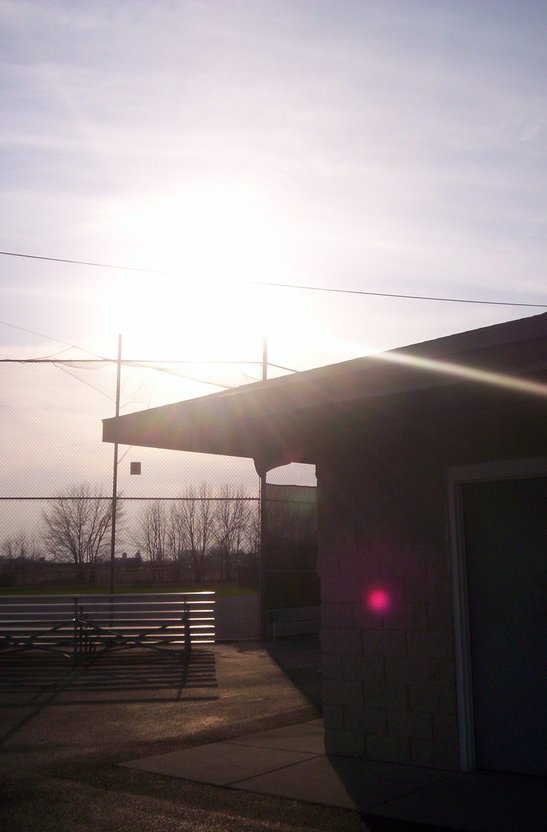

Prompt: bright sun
[{"left": 103, "top": 182, "right": 308, "bottom": 364}]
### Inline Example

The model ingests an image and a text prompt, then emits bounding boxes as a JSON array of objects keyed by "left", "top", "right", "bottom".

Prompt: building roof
[{"left": 102, "top": 312, "right": 547, "bottom": 474}]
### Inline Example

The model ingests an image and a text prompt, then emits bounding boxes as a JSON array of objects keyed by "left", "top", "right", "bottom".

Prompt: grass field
[{"left": 0, "top": 582, "right": 257, "bottom": 598}]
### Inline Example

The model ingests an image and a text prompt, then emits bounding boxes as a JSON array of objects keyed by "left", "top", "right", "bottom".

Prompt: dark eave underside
[{"left": 102, "top": 315, "right": 547, "bottom": 471}]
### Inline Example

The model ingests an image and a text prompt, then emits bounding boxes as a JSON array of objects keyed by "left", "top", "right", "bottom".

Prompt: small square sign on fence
[{"left": 130, "top": 461, "right": 141, "bottom": 475}]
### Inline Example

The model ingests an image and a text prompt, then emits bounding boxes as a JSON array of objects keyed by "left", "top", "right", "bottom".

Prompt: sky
[{"left": 1, "top": 1, "right": 546, "bottom": 533}]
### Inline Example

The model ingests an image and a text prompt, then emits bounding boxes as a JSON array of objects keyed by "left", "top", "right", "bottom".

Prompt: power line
[
  {"left": 0, "top": 250, "right": 176, "bottom": 274},
  {"left": 257, "top": 280, "right": 547, "bottom": 309},
  {"left": 1, "top": 249, "right": 545, "bottom": 309},
  {"left": 0, "top": 316, "right": 108, "bottom": 359},
  {"left": 0, "top": 358, "right": 261, "bottom": 365},
  {"left": 0, "top": 357, "right": 297, "bottom": 376},
  {"left": 0, "top": 321, "right": 295, "bottom": 374},
  {"left": 0, "top": 354, "right": 277, "bottom": 393}
]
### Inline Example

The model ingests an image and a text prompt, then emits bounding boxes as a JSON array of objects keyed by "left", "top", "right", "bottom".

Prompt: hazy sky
[
  {"left": 1, "top": 1, "right": 546, "bottom": 518},
  {"left": 1, "top": 0, "right": 545, "bottom": 372}
]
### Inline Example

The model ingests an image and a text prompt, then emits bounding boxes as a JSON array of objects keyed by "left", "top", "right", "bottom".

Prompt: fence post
[{"left": 109, "top": 333, "right": 122, "bottom": 595}]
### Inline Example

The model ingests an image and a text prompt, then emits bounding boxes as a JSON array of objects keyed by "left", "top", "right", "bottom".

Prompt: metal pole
[
  {"left": 109, "top": 334, "right": 122, "bottom": 595},
  {"left": 262, "top": 336, "right": 268, "bottom": 383},
  {"left": 258, "top": 337, "right": 268, "bottom": 638}
]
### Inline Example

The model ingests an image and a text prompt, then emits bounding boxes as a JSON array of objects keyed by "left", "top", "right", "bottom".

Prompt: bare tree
[
  {"left": 135, "top": 500, "right": 168, "bottom": 561},
  {"left": 214, "top": 485, "right": 251, "bottom": 580},
  {"left": 165, "top": 501, "right": 189, "bottom": 581},
  {"left": 1, "top": 530, "right": 42, "bottom": 561},
  {"left": 0, "top": 530, "right": 43, "bottom": 587},
  {"left": 42, "top": 483, "right": 118, "bottom": 583},
  {"left": 173, "top": 484, "right": 215, "bottom": 582},
  {"left": 245, "top": 501, "right": 261, "bottom": 557}
]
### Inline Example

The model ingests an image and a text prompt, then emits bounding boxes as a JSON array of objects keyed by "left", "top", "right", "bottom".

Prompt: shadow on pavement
[
  {"left": 262, "top": 633, "right": 322, "bottom": 712},
  {"left": 0, "top": 647, "right": 217, "bottom": 705}
]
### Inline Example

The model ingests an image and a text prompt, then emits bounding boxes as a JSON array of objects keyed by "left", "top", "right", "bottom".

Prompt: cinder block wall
[
  {"left": 317, "top": 440, "right": 459, "bottom": 769},
  {"left": 315, "top": 386, "right": 547, "bottom": 769}
]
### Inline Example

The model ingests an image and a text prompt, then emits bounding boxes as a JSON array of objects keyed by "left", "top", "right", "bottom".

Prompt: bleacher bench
[{"left": 0, "top": 592, "right": 215, "bottom": 663}]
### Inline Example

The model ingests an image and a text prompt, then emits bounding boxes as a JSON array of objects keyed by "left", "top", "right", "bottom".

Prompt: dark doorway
[{"left": 462, "top": 476, "right": 546, "bottom": 776}]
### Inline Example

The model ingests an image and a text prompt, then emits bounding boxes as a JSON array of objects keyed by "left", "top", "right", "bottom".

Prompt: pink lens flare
[{"left": 366, "top": 588, "right": 391, "bottom": 613}]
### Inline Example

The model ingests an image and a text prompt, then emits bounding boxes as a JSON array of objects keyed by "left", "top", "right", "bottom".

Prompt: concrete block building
[{"left": 103, "top": 312, "right": 547, "bottom": 777}]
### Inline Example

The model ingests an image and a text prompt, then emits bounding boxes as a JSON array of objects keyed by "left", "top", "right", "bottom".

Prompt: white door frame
[{"left": 447, "top": 456, "right": 547, "bottom": 771}]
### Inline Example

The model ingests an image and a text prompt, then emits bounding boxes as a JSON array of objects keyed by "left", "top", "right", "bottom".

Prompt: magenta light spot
[{"left": 367, "top": 588, "right": 391, "bottom": 613}]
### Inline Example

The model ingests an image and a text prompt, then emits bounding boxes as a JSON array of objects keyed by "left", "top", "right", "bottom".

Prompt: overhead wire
[
  {"left": 0, "top": 357, "right": 296, "bottom": 371},
  {"left": 0, "top": 248, "right": 543, "bottom": 396},
  {"left": 1, "top": 249, "right": 545, "bottom": 309},
  {"left": 0, "top": 318, "right": 295, "bottom": 372},
  {"left": 256, "top": 280, "right": 547, "bottom": 308},
  {"left": 0, "top": 316, "right": 109, "bottom": 359}
]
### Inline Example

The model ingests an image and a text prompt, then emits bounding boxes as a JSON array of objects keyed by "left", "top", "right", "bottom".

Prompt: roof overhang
[{"left": 102, "top": 313, "right": 547, "bottom": 475}]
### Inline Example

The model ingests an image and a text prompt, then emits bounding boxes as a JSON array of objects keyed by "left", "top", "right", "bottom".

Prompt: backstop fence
[{"left": 0, "top": 359, "right": 317, "bottom": 597}]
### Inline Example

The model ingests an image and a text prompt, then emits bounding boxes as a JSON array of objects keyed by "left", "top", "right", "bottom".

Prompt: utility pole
[
  {"left": 258, "top": 337, "right": 268, "bottom": 638},
  {"left": 109, "top": 334, "right": 122, "bottom": 595}
]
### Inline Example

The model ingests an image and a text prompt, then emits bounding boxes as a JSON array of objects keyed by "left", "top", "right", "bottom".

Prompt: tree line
[
  {"left": 133, "top": 483, "right": 259, "bottom": 581},
  {"left": 0, "top": 481, "right": 259, "bottom": 583}
]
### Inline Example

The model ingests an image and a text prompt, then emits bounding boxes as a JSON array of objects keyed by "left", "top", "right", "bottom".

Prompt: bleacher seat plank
[{"left": 0, "top": 592, "right": 215, "bottom": 662}]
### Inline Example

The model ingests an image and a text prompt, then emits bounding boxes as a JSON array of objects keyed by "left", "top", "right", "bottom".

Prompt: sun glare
[{"left": 103, "top": 183, "right": 310, "bottom": 364}]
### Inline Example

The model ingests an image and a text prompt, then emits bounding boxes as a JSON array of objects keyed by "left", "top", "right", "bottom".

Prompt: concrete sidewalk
[
  {"left": 1, "top": 631, "right": 543, "bottom": 832},
  {"left": 122, "top": 718, "right": 546, "bottom": 832}
]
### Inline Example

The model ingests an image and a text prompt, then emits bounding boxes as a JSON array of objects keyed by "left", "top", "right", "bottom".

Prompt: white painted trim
[{"left": 447, "top": 457, "right": 547, "bottom": 771}]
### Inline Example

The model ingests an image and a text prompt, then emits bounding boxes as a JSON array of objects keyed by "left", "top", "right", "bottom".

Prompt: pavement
[
  {"left": 0, "top": 627, "right": 545, "bottom": 832},
  {"left": 0, "top": 635, "right": 340, "bottom": 832},
  {"left": 121, "top": 716, "right": 546, "bottom": 832}
]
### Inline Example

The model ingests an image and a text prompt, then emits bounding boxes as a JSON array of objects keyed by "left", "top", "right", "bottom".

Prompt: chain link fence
[
  {"left": 0, "top": 359, "right": 317, "bottom": 592},
  {"left": 0, "top": 359, "right": 261, "bottom": 587}
]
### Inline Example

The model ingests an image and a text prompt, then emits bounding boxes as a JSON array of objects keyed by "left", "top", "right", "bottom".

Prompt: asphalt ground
[{"left": 0, "top": 636, "right": 371, "bottom": 832}]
